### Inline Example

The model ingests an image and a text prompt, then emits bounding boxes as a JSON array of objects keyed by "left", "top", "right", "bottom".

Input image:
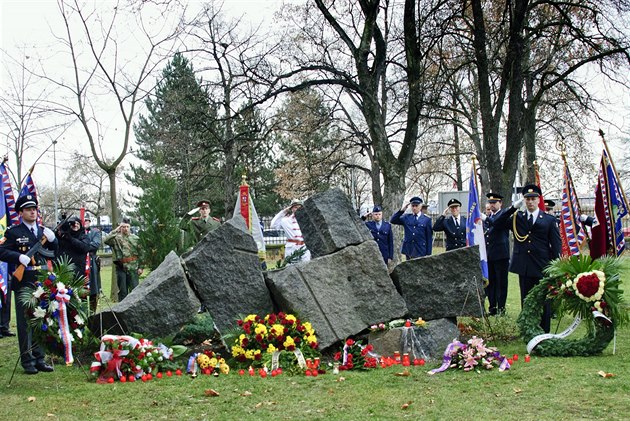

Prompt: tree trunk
[{"left": 107, "top": 168, "right": 119, "bottom": 301}]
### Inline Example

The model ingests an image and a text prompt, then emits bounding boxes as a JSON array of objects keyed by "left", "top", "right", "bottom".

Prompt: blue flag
[{"left": 466, "top": 166, "right": 488, "bottom": 278}]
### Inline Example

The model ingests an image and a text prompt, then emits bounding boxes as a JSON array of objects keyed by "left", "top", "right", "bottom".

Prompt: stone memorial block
[
  {"left": 183, "top": 215, "right": 273, "bottom": 334},
  {"left": 390, "top": 246, "right": 486, "bottom": 320},
  {"left": 265, "top": 241, "right": 408, "bottom": 350},
  {"left": 93, "top": 251, "right": 199, "bottom": 337},
  {"left": 296, "top": 188, "right": 373, "bottom": 257}
]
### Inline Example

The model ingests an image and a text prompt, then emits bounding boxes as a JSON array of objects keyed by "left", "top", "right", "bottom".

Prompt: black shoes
[
  {"left": 36, "top": 362, "right": 54, "bottom": 372},
  {"left": 24, "top": 366, "right": 38, "bottom": 375},
  {"left": 1, "top": 330, "right": 16, "bottom": 337}
]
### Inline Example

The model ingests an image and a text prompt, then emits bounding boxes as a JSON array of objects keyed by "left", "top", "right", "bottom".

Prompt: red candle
[
  {"left": 419, "top": 359, "right": 425, "bottom": 366},
  {"left": 525, "top": 354, "right": 531, "bottom": 363},
  {"left": 513, "top": 354, "right": 519, "bottom": 361},
  {"left": 507, "top": 358, "right": 513, "bottom": 365},
  {"left": 404, "top": 320, "right": 411, "bottom": 327},
  {"left": 402, "top": 353, "right": 411, "bottom": 367}
]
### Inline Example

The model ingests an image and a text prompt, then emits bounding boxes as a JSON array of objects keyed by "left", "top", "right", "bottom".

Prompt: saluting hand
[{"left": 442, "top": 207, "right": 450, "bottom": 216}]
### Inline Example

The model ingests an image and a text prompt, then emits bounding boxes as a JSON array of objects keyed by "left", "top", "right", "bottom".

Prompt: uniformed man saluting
[
  {"left": 180, "top": 200, "right": 221, "bottom": 246},
  {"left": 390, "top": 196, "right": 433, "bottom": 260},
  {"left": 432, "top": 198, "right": 467, "bottom": 251},
  {"left": 365, "top": 205, "right": 394, "bottom": 265},
  {"left": 0, "top": 194, "right": 58, "bottom": 375}
]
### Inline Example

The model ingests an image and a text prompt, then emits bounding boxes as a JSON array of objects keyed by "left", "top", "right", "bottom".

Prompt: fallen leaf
[
  {"left": 401, "top": 401, "right": 413, "bottom": 410},
  {"left": 240, "top": 391, "right": 252, "bottom": 397},
  {"left": 255, "top": 402, "right": 263, "bottom": 409},
  {"left": 597, "top": 370, "right": 614, "bottom": 378},
  {"left": 28, "top": 397, "right": 36, "bottom": 402},
  {"left": 429, "top": 399, "right": 435, "bottom": 404},
  {"left": 204, "top": 389, "right": 220, "bottom": 397},
  {"left": 47, "top": 414, "right": 55, "bottom": 417},
  {"left": 513, "top": 388, "right": 522, "bottom": 394},
  {"left": 336, "top": 377, "right": 345, "bottom": 382},
  {"left": 495, "top": 393, "right": 501, "bottom": 397},
  {"left": 152, "top": 400, "right": 159, "bottom": 406},
  {"left": 394, "top": 369, "right": 411, "bottom": 377}
]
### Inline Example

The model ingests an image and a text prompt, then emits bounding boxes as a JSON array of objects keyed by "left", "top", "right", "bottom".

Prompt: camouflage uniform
[{"left": 104, "top": 230, "right": 141, "bottom": 301}]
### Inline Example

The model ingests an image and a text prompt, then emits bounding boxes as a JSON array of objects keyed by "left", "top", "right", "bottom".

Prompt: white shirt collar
[{"left": 528, "top": 209, "right": 540, "bottom": 222}]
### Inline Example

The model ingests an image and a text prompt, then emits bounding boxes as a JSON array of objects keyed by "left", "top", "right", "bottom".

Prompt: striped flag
[
  {"left": 466, "top": 164, "right": 488, "bottom": 278},
  {"left": 0, "top": 163, "right": 19, "bottom": 226},
  {"left": 534, "top": 162, "right": 546, "bottom": 212},
  {"left": 20, "top": 170, "right": 42, "bottom": 226},
  {"left": 590, "top": 149, "right": 628, "bottom": 258},
  {"left": 559, "top": 162, "right": 587, "bottom": 256}
]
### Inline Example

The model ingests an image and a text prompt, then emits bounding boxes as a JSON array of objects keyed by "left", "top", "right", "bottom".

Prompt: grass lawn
[{"left": 0, "top": 259, "right": 628, "bottom": 420}]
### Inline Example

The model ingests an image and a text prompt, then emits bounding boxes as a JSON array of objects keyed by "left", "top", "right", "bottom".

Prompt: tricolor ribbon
[{"left": 55, "top": 283, "right": 74, "bottom": 365}]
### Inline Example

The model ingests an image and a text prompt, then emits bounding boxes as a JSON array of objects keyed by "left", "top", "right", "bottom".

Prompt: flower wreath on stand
[
  {"left": 229, "top": 312, "right": 320, "bottom": 374},
  {"left": 517, "top": 255, "right": 628, "bottom": 357},
  {"left": 19, "top": 259, "right": 89, "bottom": 366}
]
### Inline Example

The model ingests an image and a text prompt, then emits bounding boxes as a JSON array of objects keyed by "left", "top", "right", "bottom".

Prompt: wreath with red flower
[{"left": 517, "top": 255, "right": 628, "bottom": 356}]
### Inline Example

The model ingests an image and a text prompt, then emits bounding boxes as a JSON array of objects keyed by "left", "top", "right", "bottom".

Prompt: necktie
[
  {"left": 528, "top": 214, "right": 533, "bottom": 228},
  {"left": 31, "top": 227, "right": 36, "bottom": 237},
  {"left": 376, "top": 222, "right": 381, "bottom": 230},
  {"left": 454, "top": 218, "right": 459, "bottom": 228}
]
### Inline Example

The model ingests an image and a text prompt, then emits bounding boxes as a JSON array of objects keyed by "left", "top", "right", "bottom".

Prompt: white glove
[
  {"left": 513, "top": 198, "right": 524, "bottom": 209},
  {"left": 187, "top": 207, "right": 200, "bottom": 216},
  {"left": 42, "top": 227, "right": 56, "bottom": 242},
  {"left": 479, "top": 213, "right": 487, "bottom": 221},
  {"left": 579, "top": 214, "right": 588, "bottom": 222},
  {"left": 19, "top": 254, "right": 31, "bottom": 266}
]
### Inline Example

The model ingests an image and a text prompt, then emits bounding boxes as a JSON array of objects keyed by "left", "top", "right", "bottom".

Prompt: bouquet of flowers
[
  {"left": 19, "top": 259, "right": 89, "bottom": 365},
  {"left": 230, "top": 312, "right": 319, "bottom": 368},
  {"left": 429, "top": 337, "right": 509, "bottom": 374},
  {"left": 544, "top": 255, "right": 628, "bottom": 330},
  {"left": 90, "top": 335, "right": 180, "bottom": 383},
  {"left": 333, "top": 339, "right": 378, "bottom": 370},
  {"left": 187, "top": 349, "right": 230, "bottom": 376}
]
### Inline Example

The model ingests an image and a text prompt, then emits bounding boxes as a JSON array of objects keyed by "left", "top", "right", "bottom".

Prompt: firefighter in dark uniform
[
  {"left": 432, "top": 198, "right": 467, "bottom": 251},
  {"left": 482, "top": 193, "right": 511, "bottom": 315},
  {"left": 365, "top": 205, "right": 394, "bottom": 265},
  {"left": 0, "top": 194, "right": 58, "bottom": 374},
  {"left": 390, "top": 196, "right": 433, "bottom": 259},
  {"left": 492, "top": 184, "right": 561, "bottom": 333}
]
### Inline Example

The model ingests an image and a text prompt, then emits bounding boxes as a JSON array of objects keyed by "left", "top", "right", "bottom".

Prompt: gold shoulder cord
[{"left": 512, "top": 212, "right": 529, "bottom": 242}]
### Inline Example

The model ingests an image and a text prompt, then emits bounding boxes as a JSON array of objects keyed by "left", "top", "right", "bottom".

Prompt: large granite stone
[
  {"left": 92, "top": 251, "right": 199, "bottom": 337},
  {"left": 183, "top": 215, "right": 273, "bottom": 335},
  {"left": 265, "top": 241, "right": 407, "bottom": 350},
  {"left": 296, "top": 188, "right": 373, "bottom": 257},
  {"left": 390, "top": 246, "right": 486, "bottom": 320},
  {"left": 368, "top": 318, "right": 460, "bottom": 361}
]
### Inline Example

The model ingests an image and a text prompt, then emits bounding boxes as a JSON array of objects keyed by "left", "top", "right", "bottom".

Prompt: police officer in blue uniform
[
  {"left": 432, "top": 198, "right": 467, "bottom": 251},
  {"left": 390, "top": 196, "right": 433, "bottom": 259},
  {"left": 492, "top": 184, "right": 561, "bottom": 333},
  {"left": 482, "top": 193, "right": 511, "bottom": 315},
  {"left": 365, "top": 205, "right": 394, "bottom": 264},
  {"left": 0, "top": 194, "right": 58, "bottom": 374}
]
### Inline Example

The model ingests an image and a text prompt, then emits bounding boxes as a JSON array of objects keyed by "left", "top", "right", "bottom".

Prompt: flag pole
[{"left": 599, "top": 129, "right": 629, "bottom": 209}]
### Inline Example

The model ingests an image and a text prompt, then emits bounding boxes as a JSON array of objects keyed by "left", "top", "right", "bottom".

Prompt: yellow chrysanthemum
[
  {"left": 267, "top": 344, "right": 277, "bottom": 353},
  {"left": 285, "top": 314, "right": 297, "bottom": 325},
  {"left": 197, "top": 354, "right": 211, "bottom": 369},
  {"left": 271, "top": 324, "right": 284, "bottom": 336},
  {"left": 209, "top": 357, "right": 218, "bottom": 367},
  {"left": 244, "top": 314, "right": 257, "bottom": 323},
  {"left": 283, "top": 336, "right": 295, "bottom": 348},
  {"left": 231, "top": 346, "right": 244, "bottom": 357},
  {"left": 220, "top": 363, "right": 230, "bottom": 375},
  {"left": 245, "top": 350, "right": 255, "bottom": 360},
  {"left": 255, "top": 323, "right": 268, "bottom": 335},
  {"left": 306, "top": 334, "right": 317, "bottom": 344},
  {"left": 302, "top": 321, "right": 312, "bottom": 332}
]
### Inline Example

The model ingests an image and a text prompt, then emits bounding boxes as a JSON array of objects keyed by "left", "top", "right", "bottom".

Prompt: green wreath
[{"left": 517, "top": 255, "right": 627, "bottom": 357}]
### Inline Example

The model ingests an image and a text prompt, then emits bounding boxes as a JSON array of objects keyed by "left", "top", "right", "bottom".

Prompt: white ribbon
[{"left": 527, "top": 311, "right": 612, "bottom": 354}]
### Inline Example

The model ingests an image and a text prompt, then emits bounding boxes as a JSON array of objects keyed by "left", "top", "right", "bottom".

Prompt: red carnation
[
  {"left": 241, "top": 338, "right": 249, "bottom": 347},
  {"left": 268, "top": 314, "right": 277, "bottom": 324},
  {"left": 255, "top": 334, "right": 263, "bottom": 342},
  {"left": 334, "top": 352, "right": 341, "bottom": 361},
  {"left": 576, "top": 273, "right": 600, "bottom": 298},
  {"left": 294, "top": 337, "right": 301, "bottom": 343},
  {"left": 255, "top": 353, "right": 262, "bottom": 360},
  {"left": 277, "top": 312, "right": 286, "bottom": 319},
  {"left": 346, "top": 338, "right": 355, "bottom": 346},
  {"left": 237, "top": 319, "right": 243, "bottom": 326},
  {"left": 44, "top": 279, "right": 53, "bottom": 287}
]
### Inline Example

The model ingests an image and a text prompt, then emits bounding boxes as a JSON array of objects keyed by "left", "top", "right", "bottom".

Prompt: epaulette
[{"left": 6, "top": 224, "right": 19, "bottom": 231}]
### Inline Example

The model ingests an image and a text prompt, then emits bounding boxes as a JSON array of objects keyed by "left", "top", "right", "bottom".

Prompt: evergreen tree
[{"left": 134, "top": 171, "right": 180, "bottom": 270}]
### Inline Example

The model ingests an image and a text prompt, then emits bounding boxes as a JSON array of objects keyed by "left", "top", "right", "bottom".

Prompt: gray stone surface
[
  {"left": 183, "top": 215, "right": 273, "bottom": 335},
  {"left": 368, "top": 318, "right": 460, "bottom": 361},
  {"left": 390, "top": 246, "right": 486, "bottom": 320},
  {"left": 296, "top": 188, "right": 373, "bottom": 257},
  {"left": 265, "top": 241, "right": 407, "bottom": 350},
  {"left": 92, "top": 251, "right": 199, "bottom": 337}
]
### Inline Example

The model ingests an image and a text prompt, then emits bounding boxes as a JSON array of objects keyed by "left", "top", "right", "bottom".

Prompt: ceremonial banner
[
  {"left": 466, "top": 162, "right": 488, "bottom": 278},
  {"left": 20, "top": 169, "right": 42, "bottom": 226},
  {"left": 559, "top": 162, "right": 587, "bottom": 256},
  {"left": 0, "top": 162, "right": 19, "bottom": 225},
  {"left": 534, "top": 162, "right": 546, "bottom": 212},
  {"left": 0, "top": 173, "right": 8, "bottom": 308},
  {"left": 233, "top": 177, "right": 266, "bottom": 258}
]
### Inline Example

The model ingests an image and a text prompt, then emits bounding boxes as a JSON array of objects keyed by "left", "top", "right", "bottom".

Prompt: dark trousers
[
  {"left": 486, "top": 258, "right": 509, "bottom": 315},
  {"left": 519, "top": 275, "right": 551, "bottom": 333},
  {"left": 14, "top": 279, "right": 46, "bottom": 369},
  {"left": 1, "top": 278, "right": 12, "bottom": 332},
  {"left": 116, "top": 267, "right": 138, "bottom": 302}
]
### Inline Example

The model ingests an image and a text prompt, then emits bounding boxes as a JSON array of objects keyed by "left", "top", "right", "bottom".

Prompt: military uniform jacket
[
  {"left": 0, "top": 223, "right": 58, "bottom": 283},
  {"left": 180, "top": 216, "right": 221, "bottom": 243},
  {"left": 494, "top": 207, "right": 561, "bottom": 278},
  {"left": 432, "top": 215, "right": 467, "bottom": 251},
  {"left": 484, "top": 208, "right": 510, "bottom": 262},
  {"left": 365, "top": 220, "right": 394, "bottom": 262},
  {"left": 390, "top": 211, "right": 433, "bottom": 257},
  {"left": 103, "top": 231, "right": 141, "bottom": 271}
]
